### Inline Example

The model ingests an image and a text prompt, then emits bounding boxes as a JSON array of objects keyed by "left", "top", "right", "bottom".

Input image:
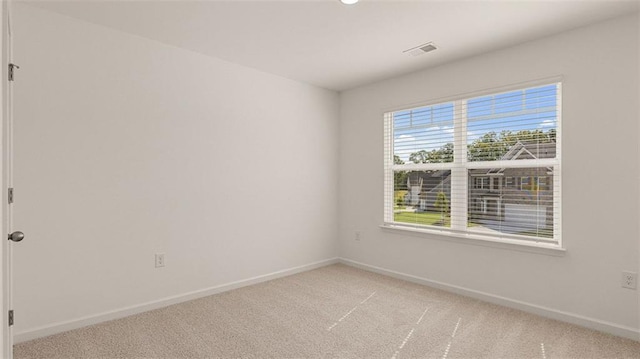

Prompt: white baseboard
[
  {"left": 14, "top": 258, "right": 339, "bottom": 344},
  {"left": 339, "top": 257, "right": 640, "bottom": 342},
  {"left": 15, "top": 257, "right": 639, "bottom": 343}
]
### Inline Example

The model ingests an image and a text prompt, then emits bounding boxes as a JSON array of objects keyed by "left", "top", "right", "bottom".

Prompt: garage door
[{"left": 504, "top": 204, "right": 547, "bottom": 229}]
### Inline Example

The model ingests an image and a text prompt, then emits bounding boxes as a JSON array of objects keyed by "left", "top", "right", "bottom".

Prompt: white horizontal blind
[{"left": 384, "top": 82, "right": 561, "bottom": 245}]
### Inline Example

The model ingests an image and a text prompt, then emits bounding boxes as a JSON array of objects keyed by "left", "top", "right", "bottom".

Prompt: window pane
[
  {"left": 392, "top": 103, "right": 454, "bottom": 164},
  {"left": 468, "top": 167, "right": 554, "bottom": 240},
  {"left": 394, "top": 170, "right": 452, "bottom": 228},
  {"left": 467, "top": 84, "right": 558, "bottom": 162},
  {"left": 384, "top": 82, "right": 560, "bottom": 245},
  {"left": 525, "top": 85, "right": 557, "bottom": 109}
]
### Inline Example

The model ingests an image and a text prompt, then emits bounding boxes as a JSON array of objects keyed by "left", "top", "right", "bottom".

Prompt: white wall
[
  {"left": 339, "top": 13, "right": 640, "bottom": 335},
  {"left": 11, "top": 4, "right": 339, "bottom": 335},
  {"left": 9, "top": 1, "right": 640, "bottom": 344}
]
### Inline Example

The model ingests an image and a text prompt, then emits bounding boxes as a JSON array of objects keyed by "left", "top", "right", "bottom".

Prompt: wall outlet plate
[
  {"left": 155, "top": 253, "right": 165, "bottom": 268},
  {"left": 621, "top": 271, "right": 637, "bottom": 289}
]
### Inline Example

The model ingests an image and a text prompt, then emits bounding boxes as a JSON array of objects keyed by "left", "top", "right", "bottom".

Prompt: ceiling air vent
[{"left": 403, "top": 42, "right": 438, "bottom": 57}]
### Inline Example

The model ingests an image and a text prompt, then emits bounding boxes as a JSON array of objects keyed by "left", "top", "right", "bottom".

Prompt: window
[
  {"left": 520, "top": 176, "right": 549, "bottom": 191},
  {"left": 384, "top": 82, "right": 561, "bottom": 246},
  {"left": 505, "top": 177, "right": 514, "bottom": 188},
  {"left": 537, "top": 176, "right": 548, "bottom": 190},
  {"left": 473, "top": 177, "right": 488, "bottom": 189}
]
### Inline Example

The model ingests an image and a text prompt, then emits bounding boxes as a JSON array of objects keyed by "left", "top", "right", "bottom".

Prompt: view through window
[{"left": 384, "top": 83, "right": 561, "bottom": 245}]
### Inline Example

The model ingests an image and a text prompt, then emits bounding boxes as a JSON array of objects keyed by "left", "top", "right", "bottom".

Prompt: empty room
[{"left": 1, "top": 0, "right": 639, "bottom": 358}]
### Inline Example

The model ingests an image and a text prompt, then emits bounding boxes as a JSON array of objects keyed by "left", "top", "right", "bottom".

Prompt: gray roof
[{"left": 500, "top": 141, "right": 556, "bottom": 161}]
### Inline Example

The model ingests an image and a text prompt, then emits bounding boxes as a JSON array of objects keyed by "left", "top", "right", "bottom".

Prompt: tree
[
  {"left": 409, "top": 143, "right": 454, "bottom": 164},
  {"left": 467, "top": 129, "right": 556, "bottom": 162},
  {"left": 434, "top": 143, "right": 454, "bottom": 163},
  {"left": 393, "top": 155, "right": 408, "bottom": 195},
  {"left": 409, "top": 150, "right": 429, "bottom": 164},
  {"left": 408, "top": 129, "right": 555, "bottom": 164},
  {"left": 467, "top": 132, "right": 508, "bottom": 161},
  {"left": 433, "top": 191, "right": 449, "bottom": 224}
]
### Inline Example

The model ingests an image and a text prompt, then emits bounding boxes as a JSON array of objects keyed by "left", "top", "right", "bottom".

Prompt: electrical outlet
[
  {"left": 621, "top": 271, "right": 637, "bottom": 289},
  {"left": 355, "top": 231, "right": 361, "bottom": 241},
  {"left": 155, "top": 253, "right": 165, "bottom": 268}
]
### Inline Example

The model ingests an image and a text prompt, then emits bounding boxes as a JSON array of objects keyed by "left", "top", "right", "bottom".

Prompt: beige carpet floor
[{"left": 14, "top": 264, "right": 640, "bottom": 359}]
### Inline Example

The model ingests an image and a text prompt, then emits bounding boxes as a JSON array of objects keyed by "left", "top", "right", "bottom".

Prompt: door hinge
[
  {"left": 8, "top": 188, "right": 13, "bottom": 204},
  {"left": 8, "top": 63, "right": 19, "bottom": 82},
  {"left": 8, "top": 310, "right": 13, "bottom": 326}
]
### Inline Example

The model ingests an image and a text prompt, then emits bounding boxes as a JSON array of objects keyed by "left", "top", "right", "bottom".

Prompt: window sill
[{"left": 379, "top": 223, "right": 566, "bottom": 257}]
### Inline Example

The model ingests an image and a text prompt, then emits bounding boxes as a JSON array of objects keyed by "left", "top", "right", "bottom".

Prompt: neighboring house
[
  {"left": 404, "top": 170, "right": 451, "bottom": 211},
  {"left": 403, "top": 141, "right": 555, "bottom": 229},
  {"left": 469, "top": 141, "right": 555, "bottom": 230}
]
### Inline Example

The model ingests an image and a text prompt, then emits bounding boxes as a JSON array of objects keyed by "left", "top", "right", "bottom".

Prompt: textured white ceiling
[{"left": 23, "top": 0, "right": 640, "bottom": 91}]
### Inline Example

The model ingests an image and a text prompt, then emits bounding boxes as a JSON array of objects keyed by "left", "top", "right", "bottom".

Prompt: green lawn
[
  {"left": 515, "top": 228, "right": 554, "bottom": 238},
  {"left": 395, "top": 212, "right": 551, "bottom": 238},
  {"left": 394, "top": 211, "right": 450, "bottom": 227}
]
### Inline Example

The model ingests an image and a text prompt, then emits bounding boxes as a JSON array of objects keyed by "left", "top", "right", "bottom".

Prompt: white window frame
[
  {"left": 537, "top": 176, "right": 547, "bottom": 190},
  {"left": 473, "top": 177, "right": 488, "bottom": 189},
  {"left": 520, "top": 176, "right": 530, "bottom": 191},
  {"left": 383, "top": 80, "right": 562, "bottom": 249},
  {"left": 505, "top": 177, "right": 514, "bottom": 188}
]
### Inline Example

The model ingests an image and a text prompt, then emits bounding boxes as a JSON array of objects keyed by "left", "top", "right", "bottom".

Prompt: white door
[{"left": 2, "top": 2, "right": 18, "bottom": 357}]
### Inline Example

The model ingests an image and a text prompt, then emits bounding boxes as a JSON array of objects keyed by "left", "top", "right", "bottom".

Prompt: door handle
[{"left": 8, "top": 231, "right": 24, "bottom": 242}]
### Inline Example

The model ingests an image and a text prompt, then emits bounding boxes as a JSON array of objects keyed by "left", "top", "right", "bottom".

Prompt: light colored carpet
[{"left": 14, "top": 264, "right": 640, "bottom": 358}]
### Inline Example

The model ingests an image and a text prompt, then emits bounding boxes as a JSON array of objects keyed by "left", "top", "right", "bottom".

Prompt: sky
[{"left": 393, "top": 84, "right": 558, "bottom": 163}]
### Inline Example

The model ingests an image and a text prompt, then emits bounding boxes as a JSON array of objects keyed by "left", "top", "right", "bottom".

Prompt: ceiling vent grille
[{"left": 404, "top": 42, "right": 437, "bottom": 57}]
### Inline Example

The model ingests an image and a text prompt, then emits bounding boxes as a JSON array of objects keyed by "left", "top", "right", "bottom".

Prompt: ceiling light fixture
[{"left": 340, "top": 0, "right": 359, "bottom": 4}]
